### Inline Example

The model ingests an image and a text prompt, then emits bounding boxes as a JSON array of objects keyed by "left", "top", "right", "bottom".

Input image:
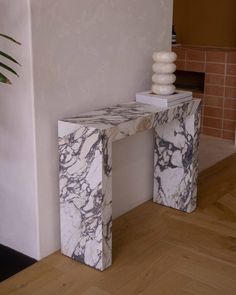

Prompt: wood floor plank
[
  {"left": 172, "top": 253, "right": 236, "bottom": 292},
  {"left": 112, "top": 252, "right": 181, "bottom": 295},
  {"left": 183, "top": 281, "right": 230, "bottom": 295},
  {"left": 161, "top": 215, "right": 236, "bottom": 264},
  {"left": 202, "top": 193, "right": 236, "bottom": 225},
  {"left": 138, "top": 270, "right": 192, "bottom": 295},
  {"left": 163, "top": 208, "right": 236, "bottom": 237},
  {"left": 198, "top": 153, "right": 236, "bottom": 209}
]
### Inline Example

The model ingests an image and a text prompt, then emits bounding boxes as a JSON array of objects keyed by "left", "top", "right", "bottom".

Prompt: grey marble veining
[{"left": 58, "top": 100, "right": 201, "bottom": 271}]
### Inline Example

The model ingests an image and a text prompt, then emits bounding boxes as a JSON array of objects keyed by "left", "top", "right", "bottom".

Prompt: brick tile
[
  {"left": 206, "top": 63, "right": 225, "bottom": 74},
  {"left": 224, "top": 109, "right": 236, "bottom": 120},
  {"left": 204, "top": 106, "right": 223, "bottom": 118},
  {"left": 223, "top": 120, "right": 236, "bottom": 131},
  {"left": 205, "top": 73, "right": 224, "bottom": 85},
  {"left": 172, "top": 47, "right": 186, "bottom": 60},
  {"left": 175, "top": 60, "right": 186, "bottom": 71},
  {"left": 222, "top": 130, "right": 235, "bottom": 141},
  {"left": 225, "top": 76, "right": 236, "bottom": 87},
  {"left": 224, "top": 98, "right": 236, "bottom": 109},
  {"left": 201, "top": 115, "right": 204, "bottom": 125},
  {"left": 203, "top": 117, "right": 222, "bottom": 128},
  {"left": 227, "top": 51, "right": 236, "bottom": 64},
  {"left": 227, "top": 64, "right": 236, "bottom": 75},
  {"left": 206, "top": 51, "right": 226, "bottom": 63},
  {"left": 186, "top": 49, "right": 205, "bottom": 61},
  {"left": 202, "top": 127, "right": 222, "bottom": 137},
  {"left": 204, "top": 85, "right": 224, "bottom": 96},
  {"left": 225, "top": 87, "right": 236, "bottom": 98},
  {"left": 186, "top": 61, "right": 205, "bottom": 72},
  {"left": 192, "top": 92, "right": 204, "bottom": 99},
  {"left": 203, "top": 95, "right": 223, "bottom": 107}
]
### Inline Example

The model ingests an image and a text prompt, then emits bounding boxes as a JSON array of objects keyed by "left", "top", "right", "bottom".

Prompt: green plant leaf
[
  {"left": 0, "top": 62, "right": 19, "bottom": 77},
  {"left": 0, "top": 33, "right": 20, "bottom": 85},
  {"left": 0, "top": 72, "right": 11, "bottom": 84},
  {"left": 0, "top": 33, "right": 21, "bottom": 45},
  {"left": 0, "top": 51, "right": 21, "bottom": 65}
]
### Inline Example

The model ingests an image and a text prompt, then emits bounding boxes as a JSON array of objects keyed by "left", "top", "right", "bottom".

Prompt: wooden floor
[{"left": 1, "top": 154, "right": 236, "bottom": 294}]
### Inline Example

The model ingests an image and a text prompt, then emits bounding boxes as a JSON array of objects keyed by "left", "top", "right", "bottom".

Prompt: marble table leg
[
  {"left": 101, "top": 136, "right": 113, "bottom": 270},
  {"left": 153, "top": 105, "right": 201, "bottom": 213},
  {"left": 59, "top": 126, "right": 112, "bottom": 271}
]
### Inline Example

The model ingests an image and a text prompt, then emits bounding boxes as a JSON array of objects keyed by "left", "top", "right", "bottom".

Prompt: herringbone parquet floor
[{"left": 1, "top": 153, "right": 236, "bottom": 294}]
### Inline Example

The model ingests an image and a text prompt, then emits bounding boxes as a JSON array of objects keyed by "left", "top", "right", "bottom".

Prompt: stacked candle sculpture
[{"left": 152, "top": 51, "right": 177, "bottom": 95}]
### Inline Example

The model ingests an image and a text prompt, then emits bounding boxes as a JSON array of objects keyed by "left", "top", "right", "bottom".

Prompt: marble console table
[{"left": 58, "top": 99, "right": 201, "bottom": 271}]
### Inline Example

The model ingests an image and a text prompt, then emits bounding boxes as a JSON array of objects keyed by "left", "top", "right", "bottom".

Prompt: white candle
[
  {"left": 152, "top": 62, "right": 176, "bottom": 74},
  {"left": 152, "top": 74, "right": 176, "bottom": 85},
  {"left": 152, "top": 51, "right": 177, "bottom": 63},
  {"left": 152, "top": 84, "right": 176, "bottom": 95}
]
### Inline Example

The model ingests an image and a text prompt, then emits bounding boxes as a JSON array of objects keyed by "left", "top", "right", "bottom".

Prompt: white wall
[
  {"left": 0, "top": 0, "right": 39, "bottom": 258},
  {"left": 30, "top": 0, "right": 173, "bottom": 258}
]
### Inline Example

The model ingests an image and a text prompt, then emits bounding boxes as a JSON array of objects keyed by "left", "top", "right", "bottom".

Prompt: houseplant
[{"left": 0, "top": 33, "right": 21, "bottom": 84}]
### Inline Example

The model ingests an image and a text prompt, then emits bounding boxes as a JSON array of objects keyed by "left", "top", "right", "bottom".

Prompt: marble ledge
[{"left": 58, "top": 100, "right": 201, "bottom": 140}]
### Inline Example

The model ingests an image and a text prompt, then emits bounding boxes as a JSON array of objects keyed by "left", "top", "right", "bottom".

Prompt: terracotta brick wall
[{"left": 173, "top": 46, "right": 236, "bottom": 141}]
